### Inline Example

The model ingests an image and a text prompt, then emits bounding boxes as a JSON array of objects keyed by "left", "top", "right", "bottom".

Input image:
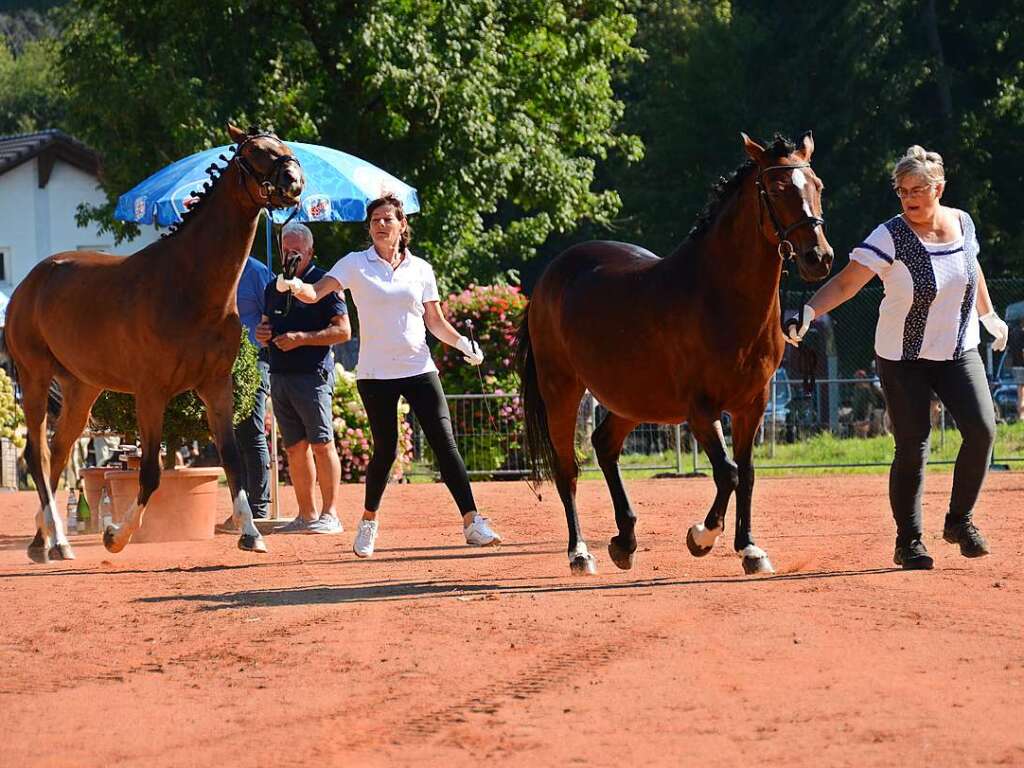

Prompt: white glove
[
  {"left": 980, "top": 311, "right": 1009, "bottom": 352},
  {"left": 455, "top": 335, "right": 484, "bottom": 366},
  {"left": 783, "top": 304, "right": 815, "bottom": 347},
  {"left": 275, "top": 274, "right": 303, "bottom": 294}
]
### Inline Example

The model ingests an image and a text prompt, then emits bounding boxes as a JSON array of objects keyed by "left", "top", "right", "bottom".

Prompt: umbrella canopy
[{"left": 114, "top": 141, "right": 419, "bottom": 226}]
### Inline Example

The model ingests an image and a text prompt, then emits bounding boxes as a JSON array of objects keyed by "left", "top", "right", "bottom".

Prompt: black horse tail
[{"left": 514, "top": 306, "right": 558, "bottom": 482}]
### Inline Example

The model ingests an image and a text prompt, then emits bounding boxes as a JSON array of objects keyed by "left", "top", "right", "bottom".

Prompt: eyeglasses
[{"left": 894, "top": 183, "right": 934, "bottom": 199}]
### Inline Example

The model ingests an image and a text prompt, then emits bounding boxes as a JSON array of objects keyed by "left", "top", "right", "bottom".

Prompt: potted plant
[
  {"left": 89, "top": 333, "right": 260, "bottom": 542},
  {"left": 0, "top": 367, "right": 25, "bottom": 490}
]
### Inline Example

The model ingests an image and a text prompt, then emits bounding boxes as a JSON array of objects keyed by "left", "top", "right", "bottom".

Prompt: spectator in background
[
  {"left": 262, "top": 223, "right": 351, "bottom": 535},
  {"left": 217, "top": 255, "right": 273, "bottom": 533},
  {"left": 1005, "top": 316, "right": 1024, "bottom": 421}
]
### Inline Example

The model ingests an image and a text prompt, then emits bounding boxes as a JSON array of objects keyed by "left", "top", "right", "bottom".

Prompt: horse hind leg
[
  {"left": 19, "top": 371, "right": 71, "bottom": 563},
  {"left": 685, "top": 416, "right": 738, "bottom": 558},
  {"left": 592, "top": 411, "right": 640, "bottom": 570},
  {"left": 542, "top": 381, "right": 594, "bottom": 575}
]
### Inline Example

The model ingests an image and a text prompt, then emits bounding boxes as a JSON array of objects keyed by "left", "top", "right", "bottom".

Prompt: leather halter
[
  {"left": 234, "top": 132, "right": 302, "bottom": 211},
  {"left": 755, "top": 163, "right": 824, "bottom": 261}
]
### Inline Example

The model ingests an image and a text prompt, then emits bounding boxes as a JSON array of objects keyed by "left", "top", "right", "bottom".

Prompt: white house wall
[{"left": 0, "top": 156, "right": 159, "bottom": 289}]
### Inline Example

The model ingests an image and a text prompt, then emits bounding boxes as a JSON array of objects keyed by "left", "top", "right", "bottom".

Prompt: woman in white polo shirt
[
  {"left": 277, "top": 195, "right": 501, "bottom": 557},
  {"left": 786, "top": 146, "right": 1009, "bottom": 570}
]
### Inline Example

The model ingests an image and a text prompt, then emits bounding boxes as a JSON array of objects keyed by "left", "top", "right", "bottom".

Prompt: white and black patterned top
[{"left": 850, "top": 210, "right": 980, "bottom": 361}]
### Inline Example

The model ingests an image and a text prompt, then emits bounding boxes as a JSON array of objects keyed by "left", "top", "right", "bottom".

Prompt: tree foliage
[{"left": 57, "top": 0, "right": 642, "bottom": 290}]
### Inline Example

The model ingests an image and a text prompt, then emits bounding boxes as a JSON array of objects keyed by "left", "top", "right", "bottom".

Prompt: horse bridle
[
  {"left": 755, "top": 163, "right": 824, "bottom": 261},
  {"left": 234, "top": 132, "right": 302, "bottom": 211}
]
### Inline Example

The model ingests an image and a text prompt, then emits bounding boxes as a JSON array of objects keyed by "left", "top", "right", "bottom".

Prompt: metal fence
[{"left": 408, "top": 373, "right": 1024, "bottom": 478}]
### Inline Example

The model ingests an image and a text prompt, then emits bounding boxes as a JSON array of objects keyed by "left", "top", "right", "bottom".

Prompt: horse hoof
[
  {"left": 742, "top": 555, "right": 774, "bottom": 575},
  {"left": 27, "top": 543, "right": 49, "bottom": 564},
  {"left": 238, "top": 534, "right": 267, "bottom": 553},
  {"left": 47, "top": 543, "right": 75, "bottom": 561},
  {"left": 607, "top": 537, "right": 636, "bottom": 570},
  {"left": 686, "top": 527, "right": 713, "bottom": 558},
  {"left": 103, "top": 526, "right": 126, "bottom": 554},
  {"left": 569, "top": 554, "right": 598, "bottom": 576}
]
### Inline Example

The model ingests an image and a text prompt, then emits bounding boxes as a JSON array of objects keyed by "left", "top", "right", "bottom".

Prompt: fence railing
[{"left": 407, "top": 378, "right": 1024, "bottom": 477}]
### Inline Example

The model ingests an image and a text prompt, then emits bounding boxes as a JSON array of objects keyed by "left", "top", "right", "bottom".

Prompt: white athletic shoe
[
  {"left": 464, "top": 514, "right": 502, "bottom": 547},
  {"left": 353, "top": 519, "right": 379, "bottom": 558},
  {"left": 308, "top": 512, "right": 343, "bottom": 535},
  {"left": 274, "top": 515, "right": 314, "bottom": 534}
]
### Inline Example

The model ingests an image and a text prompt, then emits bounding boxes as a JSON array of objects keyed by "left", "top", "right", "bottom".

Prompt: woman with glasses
[{"left": 785, "top": 145, "right": 1008, "bottom": 570}]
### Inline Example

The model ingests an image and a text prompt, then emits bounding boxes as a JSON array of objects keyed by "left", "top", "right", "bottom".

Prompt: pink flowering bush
[
  {"left": 436, "top": 284, "right": 528, "bottom": 473},
  {"left": 331, "top": 364, "right": 413, "bottom": 483}
]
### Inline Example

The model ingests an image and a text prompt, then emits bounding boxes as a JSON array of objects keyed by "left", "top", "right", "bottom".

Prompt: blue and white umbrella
[{"left": 114, "top": 141, "right": 419, "bottom": 226}]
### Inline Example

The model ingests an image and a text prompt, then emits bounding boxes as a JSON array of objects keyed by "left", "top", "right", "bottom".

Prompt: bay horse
[
  {"left": 515, "top": 132, "right": 833, "bottom": 575},
  {"left": 6, "top": 124, "right": 304, "bottom": 563}
]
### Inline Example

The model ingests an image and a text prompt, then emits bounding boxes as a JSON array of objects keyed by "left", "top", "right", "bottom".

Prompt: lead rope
[{"left": 464, "top": 320, "right": 543, "bottom": 502}]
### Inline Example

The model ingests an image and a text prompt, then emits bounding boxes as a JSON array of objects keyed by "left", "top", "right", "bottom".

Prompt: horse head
[
  {"left": 742, "top": 131, "right": 833, "bottom": 282},
  {"left": 227, "top": 123, "right": 305, "bottom": 209}
]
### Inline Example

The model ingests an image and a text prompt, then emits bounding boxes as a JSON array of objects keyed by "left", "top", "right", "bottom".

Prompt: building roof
[{"left": 0, "top": 129, "right": 101, "bottom": 187}]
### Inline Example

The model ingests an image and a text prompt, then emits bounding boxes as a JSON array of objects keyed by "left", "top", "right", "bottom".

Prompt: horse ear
[
  {"left": 796, "top": 130, "right": 815, "bottom": 161},
  {"left": 741, "top": 132, "right": 765, "bottom": 163},
  {"left": 227, "top": 123, "right": 247, "bottom": 144}
]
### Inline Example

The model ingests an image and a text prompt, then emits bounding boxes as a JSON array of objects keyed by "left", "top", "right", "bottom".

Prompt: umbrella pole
[{"left": 263, "top": 213, "right": 281, "bottom": 521}]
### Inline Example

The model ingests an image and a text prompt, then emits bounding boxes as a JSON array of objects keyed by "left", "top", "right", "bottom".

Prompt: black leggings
[
  {"left": 357, "top": 372, "right": 476, "bottom": 515},
  {"left": 876, "top": 349, "right": 995, "bottom": 546}
]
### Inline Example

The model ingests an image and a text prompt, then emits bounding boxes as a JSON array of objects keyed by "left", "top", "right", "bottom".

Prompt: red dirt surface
[{"left": 1, "top": 473, "right": 1022, "bottom": 767}]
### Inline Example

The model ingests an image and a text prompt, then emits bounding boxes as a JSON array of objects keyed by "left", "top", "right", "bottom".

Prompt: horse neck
[
  {"left": 673, "top": 178, "right": 783, "bottom": 330},
  {"left": 171, "top": 164, "right": 262, "bottom": 311}
]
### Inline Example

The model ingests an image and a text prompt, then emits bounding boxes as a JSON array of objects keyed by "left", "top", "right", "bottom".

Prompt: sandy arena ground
[{"left": 1, "top": 472, "right": 1022, "bottom": 767}]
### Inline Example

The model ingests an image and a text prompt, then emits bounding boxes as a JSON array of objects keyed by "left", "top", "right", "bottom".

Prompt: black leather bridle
[
  {"left": 755, "top": 163, "right": 824, "bottom": 261},
  {"left": 234, "top": 132, "right": 302, "bottom": 211}
]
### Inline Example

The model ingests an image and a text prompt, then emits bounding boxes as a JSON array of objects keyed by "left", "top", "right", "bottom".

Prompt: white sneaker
[
  {"left": 353, "top": 519, "right": 379, "bottom": 558},
  {"left": 464, "top": 514, "right": 502, "bottom": 547},
  {"left": 308, "top": 512, "right": 343, "bottom": 535},
  {"left": 274, "top": 515, "right": 313, "bottom": 534}
]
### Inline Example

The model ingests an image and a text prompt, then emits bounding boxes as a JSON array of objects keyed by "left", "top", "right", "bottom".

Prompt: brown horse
[
  {"left": 6, "top": 124, "right": 304, "bottom": 563},
  {"left": 515, "top": 132, "right": 833, "bottom": 575}
]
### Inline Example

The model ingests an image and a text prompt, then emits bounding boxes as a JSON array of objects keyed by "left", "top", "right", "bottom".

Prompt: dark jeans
[
  {"left": 357, "top": 372, "right": 475, "bottom": 516},
  {"left": 877, "top": 349, "right": 995, "bottom": 546},
  {"left": 233, "top": 358, "right": 270, "bottom": 519}
]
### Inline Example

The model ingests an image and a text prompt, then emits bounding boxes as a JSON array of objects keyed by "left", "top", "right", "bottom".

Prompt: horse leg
[
  {"left": 47, "top": 376, "right": 102, "bottom": 493},
  {"left": 543, "top": 382, "right": 594, "bottom": 574},
  {"left": 104, "top": 394, "right": 166, "bottom": 553},
  {"left": 592, "top": 411, "right": 640, "bottom": 570},
  {"left": 685, "top": 416, "right": 738, "bottom": 558},
  {"left": 197, "top": 378, "right": 267, "bottom": 553},
  {"left": 730, "top": 407, "right": 774, "bottom": 574},
  {"left": 20, "top": 371, "right": 71, "bottom": 563}
]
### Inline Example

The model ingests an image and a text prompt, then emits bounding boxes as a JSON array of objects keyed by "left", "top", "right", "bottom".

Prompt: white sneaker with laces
[
  {"left": 353, "top": 519, "right": 379, "bottom": 558},
  {"left": 274, "top": 515, "right": 314, "bottom": 534},
  {"left": 308, "top": 512, "right": 343, "bottom": 535},
  {"left": 464, "top": 514, "right": 502, "bottom": 547}
]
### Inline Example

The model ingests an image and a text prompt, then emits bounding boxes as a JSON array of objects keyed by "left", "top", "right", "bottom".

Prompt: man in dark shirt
[{"left": 256, "top": 222, "right": 351, "bottom": 534}]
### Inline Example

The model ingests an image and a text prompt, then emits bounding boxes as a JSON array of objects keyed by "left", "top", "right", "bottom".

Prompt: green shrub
[{"left": 0, "top": 367, "right": 25, "bottom": 447}]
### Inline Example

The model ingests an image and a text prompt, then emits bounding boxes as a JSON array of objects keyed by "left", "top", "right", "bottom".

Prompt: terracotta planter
[
  {"left": 104, "top": 468, "right": 224, "bottom": 543},
  {"left": 80, "top": 467, "right": 113, "bottom": 515}
]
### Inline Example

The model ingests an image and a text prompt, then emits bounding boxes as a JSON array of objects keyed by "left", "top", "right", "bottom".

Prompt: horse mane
[
  {"left": 159, "top": 124, "right": 268, "bottom": 240},
  {"left": 681, "top": 134, "right": 797, "bottom": 246}
]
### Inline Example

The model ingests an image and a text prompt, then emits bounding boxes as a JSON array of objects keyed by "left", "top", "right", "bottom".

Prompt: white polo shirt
[
  {"left": 325, "top": 246, "right": 441, "bottom": 380},
  {"left": 850, "top": 210, "right": 980, "bottom": 362}
]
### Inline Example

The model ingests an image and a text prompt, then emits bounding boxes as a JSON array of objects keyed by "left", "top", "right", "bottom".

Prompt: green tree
[
  {"left": 0, "top": 35, "right": 65, "bottom": 134},
  {"left": 59, "top": 0, "right": 642, "bottom": 291}
]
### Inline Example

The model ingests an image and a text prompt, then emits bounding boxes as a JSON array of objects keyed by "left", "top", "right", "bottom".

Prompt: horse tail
[{"left": 514, "top": 306, "right": 557, "bottom": 481}]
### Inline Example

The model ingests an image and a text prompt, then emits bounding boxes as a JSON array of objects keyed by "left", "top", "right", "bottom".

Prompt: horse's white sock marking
[
  {"left": 738, "top": 544, "right": 768, "bottom": 560},
  {"left": 569, "top": 541, "right": 590, "bottom": 560},
  {"left": 691, "top": 523, "right": 722, "bottom": 549},
  {"left": 233, "top": 491, "right": 260, "bottom": 538}
]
